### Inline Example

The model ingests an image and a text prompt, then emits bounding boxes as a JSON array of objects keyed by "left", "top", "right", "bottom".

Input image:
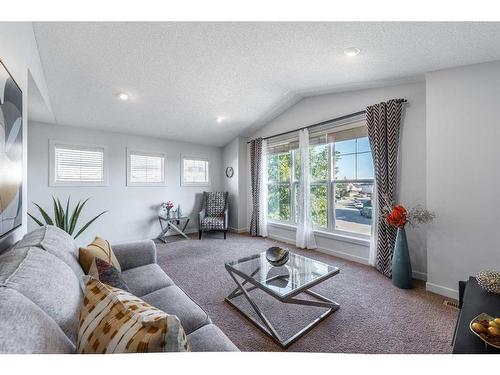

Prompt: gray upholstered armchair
[{"left": 198, "top": 191, "right": 229, "bottom": 239}]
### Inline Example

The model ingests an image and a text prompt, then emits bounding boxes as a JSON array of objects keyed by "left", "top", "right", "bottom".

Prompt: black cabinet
[{"left": 452, "top": 276, "right": 500, "bottom": 353}]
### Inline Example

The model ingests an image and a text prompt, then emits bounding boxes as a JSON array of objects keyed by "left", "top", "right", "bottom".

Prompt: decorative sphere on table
[{"left": 266, "top": 246, "right": 290, "bottom": 266}]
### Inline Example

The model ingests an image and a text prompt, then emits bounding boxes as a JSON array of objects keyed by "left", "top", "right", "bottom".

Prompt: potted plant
[
  {"left": 28, "top": 196, "right": 107, "bottom": 239},
  {"left": 384, "top": 203, "right": 435, "bottom": 289}
]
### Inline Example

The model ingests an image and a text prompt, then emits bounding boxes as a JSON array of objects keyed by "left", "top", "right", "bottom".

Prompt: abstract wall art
[{"left": 0, "top": 60, "right": 23, "bottom": 238}]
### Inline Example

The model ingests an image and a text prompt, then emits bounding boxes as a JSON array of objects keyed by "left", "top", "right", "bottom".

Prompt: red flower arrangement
[
  {"left": 383, "top": 201, "right": 435, "bottom": 228},
  {"left": 385, "top": 205, "right": 407, "bottom": 227}
]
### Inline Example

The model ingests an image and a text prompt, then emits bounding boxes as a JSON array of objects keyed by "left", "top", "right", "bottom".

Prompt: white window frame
[
  {"left": 126, "top": 149, "right": 167, "bottom": 187},
  {"left": 49, "top": 140, "right": 108, "bottom": 187},
  {"left": 266, "top": 118, "right": 373, "bottom": 240},
  {"left": 181, "top": 155, "right": 210, "bottom": 187}
]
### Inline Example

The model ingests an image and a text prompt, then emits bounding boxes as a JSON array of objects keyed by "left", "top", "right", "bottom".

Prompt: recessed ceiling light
[
  {"left": 117, "top": 92, "right": 129, "bottom": 101},
  {"left": 216, "top": 116, "right": 224, "bottom": 123},
  {"left": 344, "top": 47, "right": 360, "bottom": 57}
]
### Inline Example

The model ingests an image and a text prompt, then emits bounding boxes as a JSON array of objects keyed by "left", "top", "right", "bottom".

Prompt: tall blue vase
[{"left": 391, "top": 226, "right": 413, "bottom": 289}]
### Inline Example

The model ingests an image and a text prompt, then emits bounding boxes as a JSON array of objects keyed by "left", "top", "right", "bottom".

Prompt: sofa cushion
[
  {"left": 78, "top": 277, "right": 189, "bottom": 353},
  {"left": 187, "top": 324, "right": 238, "bottom": 352},
  {"left": 12, "top": 226, "right": 83, "bottom": 278},
  {"left": 79, "top": 236, "right": 121, "bottom": 273},
  {"left": 88, "top": 258, "right": 130, "bottom": 291},
  {"left": 141, "top": 286, "right": 211, "bottom": 334},
  {"left": 0, "top": 287, "right": 75, "bottom": 354},
  {"left": 0, "top": 246, "right": 82, "bottom": 344},
  {"left": 121, "top": 264, "right": 174, "bottom": 297}
]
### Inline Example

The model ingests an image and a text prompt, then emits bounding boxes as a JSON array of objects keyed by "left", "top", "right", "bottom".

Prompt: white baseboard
[
  {"left": 315, "top": 247, "right": 370, "bottom": 265},
  {"left": 267, "top": 233, "right": 370, "bottom": 265},
  {"left": 426, "top": 282, "right": 459, "bottom": 300},
  {"left": 228, "top": 227, "right": 247, "bottom": 234},
  {"left": 412, "top": 270, "right": 427, "bottom": 281},
  {"left": 267, "top": 233, "right": 295, "bottom": 246},
  {"left": 268, "top": 233, "right": 432, "bottom": 285}
]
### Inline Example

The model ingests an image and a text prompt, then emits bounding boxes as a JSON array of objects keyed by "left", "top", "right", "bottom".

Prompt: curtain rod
[{"left": 247, "top": 99, "right": 407, "bottom": 144}]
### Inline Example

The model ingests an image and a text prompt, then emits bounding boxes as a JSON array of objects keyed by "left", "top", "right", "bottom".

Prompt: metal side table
[{"left": 158, "top": 215, "right": 190, "bottom": 243}]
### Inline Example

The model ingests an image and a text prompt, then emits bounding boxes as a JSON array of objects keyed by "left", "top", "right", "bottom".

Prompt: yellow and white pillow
[
  {"left": 77, "top": 277, "right": 189, "bottom": 353},
  {"left": 79, "top": 236, "right": 121, "bottom": 273}
]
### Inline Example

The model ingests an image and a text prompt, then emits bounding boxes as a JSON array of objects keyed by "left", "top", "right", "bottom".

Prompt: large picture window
[
  {"left": 267, "top": 143, "right": 294, "bottom": 222},
  {"left": 266, "top": 120, "right": 374, "bottom": 237}
]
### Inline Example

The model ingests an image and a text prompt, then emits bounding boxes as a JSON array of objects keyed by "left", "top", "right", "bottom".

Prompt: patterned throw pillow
[
  {"left": 78, "top": 277, "right": 190, "bottom": 353},
  {"left": 88, "top": 258, "right": 130, "bottom": 291},
  {"left": 79, "top": 236, "right": 121, "bottom": 273}
]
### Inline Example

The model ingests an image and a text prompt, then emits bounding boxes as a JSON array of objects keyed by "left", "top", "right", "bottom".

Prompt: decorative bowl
[
  {"left": 476, "top": 270, "right": 500, "bottom": 294},
  {"left": 469, "top": 313, "right": 500, "bottom": 349},
  {"left": 266, "top": 246, "right": 290, "bottom": 266}
]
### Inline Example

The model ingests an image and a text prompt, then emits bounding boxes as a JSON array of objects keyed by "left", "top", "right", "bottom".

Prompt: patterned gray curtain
[
  {"left": 249, "top": 138, "right": 263, "bottom": 236},
  {"left": 366, "top": 99, "right": 405, "bottom": 277}
]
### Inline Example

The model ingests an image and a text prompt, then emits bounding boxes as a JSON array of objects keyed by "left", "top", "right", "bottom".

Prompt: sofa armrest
[{"left": 112, "top": 239, "right": 157, "bottom": 271}]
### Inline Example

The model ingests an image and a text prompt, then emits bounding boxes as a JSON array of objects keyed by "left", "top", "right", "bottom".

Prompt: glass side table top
[{"left": 225, "top": 251, "right": 339, "bottom": 298}]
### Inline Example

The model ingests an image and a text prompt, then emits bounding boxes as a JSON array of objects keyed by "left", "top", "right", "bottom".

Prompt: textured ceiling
[{"left": 33, "top": 22, "right": 500, "bottom": 146}]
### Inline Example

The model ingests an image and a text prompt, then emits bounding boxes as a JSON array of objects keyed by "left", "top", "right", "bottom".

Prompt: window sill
[
  {"left": 126, "top": 182, "right": 167, "bottom": 187},
  {"left": 181, "top": 183, "right": 210, "bottom": 187},
  {"left": 267, "top": 221, "right": 370, "bottom": 247},
  {"left": 49, "top": 182, "right": 109, "bottom": 187}
]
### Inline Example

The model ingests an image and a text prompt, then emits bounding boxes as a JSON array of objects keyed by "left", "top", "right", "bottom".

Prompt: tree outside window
[{"left": 266, "top": 122, "right": 374, "bottom": 237}]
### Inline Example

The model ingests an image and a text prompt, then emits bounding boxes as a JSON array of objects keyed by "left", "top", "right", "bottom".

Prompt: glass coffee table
[{"left": 225, "top": 251, "right": 340, "bottom": 348}]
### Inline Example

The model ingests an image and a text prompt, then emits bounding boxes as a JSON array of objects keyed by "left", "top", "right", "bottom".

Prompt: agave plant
[{"left": 28, "top": 197, "right": 107, "bottom": 239}]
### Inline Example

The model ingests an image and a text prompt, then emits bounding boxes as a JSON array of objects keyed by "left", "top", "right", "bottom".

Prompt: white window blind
[
  {"left": 128, "top": 152, "right": 165, "bottom": 185},
  {"left": 182, "top": 158, "right": 209, "bottom": 185},
  {"left": 54, "top": 144, "right": 105, "bottom": 184}
]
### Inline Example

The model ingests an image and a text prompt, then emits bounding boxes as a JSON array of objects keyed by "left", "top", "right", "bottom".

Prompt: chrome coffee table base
[{"left": 224, "top": 267, "right": 340, "bottom": 349}]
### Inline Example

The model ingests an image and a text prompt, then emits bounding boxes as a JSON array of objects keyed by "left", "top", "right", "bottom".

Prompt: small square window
[
  {"left": 50, "top": 141, "right": 107, "bottom": 186},
  {"left": 181, "top": 157, "right": 210, "bottom": 186},
  {"left": 127, "top": 150, "right": 166, "bottom": 186}
]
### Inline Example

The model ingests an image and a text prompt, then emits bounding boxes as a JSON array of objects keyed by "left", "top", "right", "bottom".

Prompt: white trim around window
[
  {"left": 267, "top": 220, "right": 370, "bottom": 247},
  {"left": 181, "top": 155, "right": 210, "bottom": 187},
  {"left": 126, "top": 149, "right": 167, "bottom": 187},
  {"left": 265, "top": 117, "right": 373, "bottom": 239},
  {"left": 49, "top": 140, "right": 109, "bottom": 187}
]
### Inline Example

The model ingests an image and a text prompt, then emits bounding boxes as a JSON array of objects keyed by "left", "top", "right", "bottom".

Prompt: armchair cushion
[{"left": 201, "top": 217, "right": 225, "bottom": 230}]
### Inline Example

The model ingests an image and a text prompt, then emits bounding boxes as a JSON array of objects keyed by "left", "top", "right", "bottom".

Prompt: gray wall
[
  {"left": 28, "top": 121, "right": 223, "bottom": 246},
  {"left": 426, "top": 60, "right": 500, "bottom": 298},
  {"left": 223, "top": 136, "right": 248, "bottom": 232},
  {"left": 0, "top": 23, "right": 53, "bottom": 252},
  {"left": 223, "top": 137, "right": 239, "bottom": 230},
  {"left": 246, "top": 81, "right": 428, "bottom": 277}
]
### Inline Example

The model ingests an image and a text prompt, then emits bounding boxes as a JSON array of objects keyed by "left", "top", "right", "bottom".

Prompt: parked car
[
  {"left": 361, "top": 205, "right": 372, "bottom": 218},
  {"left": 354, "top": 200, "right": 364, "bottom": 209}
]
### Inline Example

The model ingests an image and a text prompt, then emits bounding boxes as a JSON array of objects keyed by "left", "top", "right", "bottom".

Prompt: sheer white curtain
[
  {"left": 296, "top": 129, "right": 317, "bottom": 249},
  {"left": 258, "top": 140, "right": 268, "bottom": 237}
]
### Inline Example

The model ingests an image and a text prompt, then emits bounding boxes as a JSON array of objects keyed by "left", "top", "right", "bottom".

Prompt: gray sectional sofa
[{"left": 0, "top": 226, "right": 238, "bottom": 353}]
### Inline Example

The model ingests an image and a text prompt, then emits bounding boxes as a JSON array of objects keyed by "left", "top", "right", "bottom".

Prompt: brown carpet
[{"left": 155, "top": 232, "right": 457, "bottom": 353}]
